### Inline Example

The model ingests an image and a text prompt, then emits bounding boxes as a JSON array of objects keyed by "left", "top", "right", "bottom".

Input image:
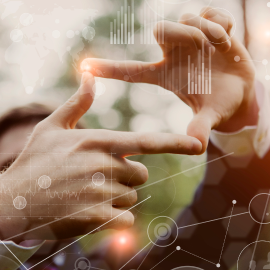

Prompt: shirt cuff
[
  {"left": 0, "top": 240, "right": 44, "bottom": 269},
  {"left": 210, "top": 81, "right": 270, "bottom": 158}
]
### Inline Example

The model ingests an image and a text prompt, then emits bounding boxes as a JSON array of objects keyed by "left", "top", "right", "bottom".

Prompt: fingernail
[
  {"left": 191, "top": 139, "right": 202, "bottom": 154},
  {"left": 79, "top": 72, "right": 94, "bottom": 95}
]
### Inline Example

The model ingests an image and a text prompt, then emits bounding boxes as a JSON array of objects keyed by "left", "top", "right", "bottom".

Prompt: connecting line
[
  {"left": 119, "top": 241, "right": 151, "bottom": 270},
  {"left": 178, "top": 211, "right": 249, "bottom": 230},
  {"left": 250, "top": 190, "right": 270, "bottom": 265},
  {"left": 26, "top": 196, "right": 151, "bottom": 270},
  {"left": 5, "top": 152, "right": 233, "bottom": 242},
  {"left": 137, "top": 240, "right": 156, "bottom": 270},
  {"left": 91, "top": 267, "right": 107, "bottom": 270},
  {"left": 149, "top": 250, "right": 176, "bottom": 270},
  {"left": 136, "top": 152, "right": 234, "bottom": 192},
  {"left": 180, "top": 248, "right": 216, "bottom": 266},
  {"left": 0, "top": 240, "right": 27, "bottom": 270},
  {"left": 218, "top": 204, "right": 234, "bottom": 264}
]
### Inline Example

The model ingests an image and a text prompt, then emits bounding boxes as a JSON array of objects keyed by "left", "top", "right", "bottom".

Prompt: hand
[
  {"left": 0, "top": 72, "right": 202, "bottom": 242},
  {"left": 81, "top": 7, "right": 258, "bottom": 153}
]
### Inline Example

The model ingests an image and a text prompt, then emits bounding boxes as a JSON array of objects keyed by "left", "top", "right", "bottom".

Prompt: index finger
[
  {"left": 84, "top": 130, "right": 202, "bottom": 156},
  {"left": 81, "top": 58, "right": 159, "bottom": 84}
]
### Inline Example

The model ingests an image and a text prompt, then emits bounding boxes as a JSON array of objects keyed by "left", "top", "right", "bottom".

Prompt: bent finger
[{"left": 180, "top": 13, "right": 231, "bottom": 53}]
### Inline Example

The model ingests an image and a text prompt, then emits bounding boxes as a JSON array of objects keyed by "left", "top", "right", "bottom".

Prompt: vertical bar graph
[
  {"left": 140, "top": 0, "right": 164, "bottom": 45},
  {"left": 187, "top": 40, "right": 212, "bottom": 95},
  {"left": 110, "top": 0, "right": 134, "bottom": 45}
]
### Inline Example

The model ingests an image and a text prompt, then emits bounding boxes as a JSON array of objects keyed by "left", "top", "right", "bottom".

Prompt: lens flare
[
  {"left": 119, "top": 237, "right": 126, "bottom": 244},
  {"left": 81, "top": 60, "right": 91, "bottom": 72}
]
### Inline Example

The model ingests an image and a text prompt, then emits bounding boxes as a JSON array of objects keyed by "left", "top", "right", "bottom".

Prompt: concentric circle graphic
[
  {"left": 147, "top": 216, "right": 178, "bottom": 247},
  {"left": 249, "top": 193, "right": 270, "bottom": 224}
]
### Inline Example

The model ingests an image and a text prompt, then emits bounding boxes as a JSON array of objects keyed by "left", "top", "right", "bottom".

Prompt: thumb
[
  {"left": 187, "top": 109, "right": 214, "bottom": 153},
  {"left": 47, "top": 72, "right": 95, "bottom": 129}
]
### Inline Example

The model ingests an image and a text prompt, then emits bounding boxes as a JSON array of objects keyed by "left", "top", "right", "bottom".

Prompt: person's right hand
[{"left": 0, "top": 72, "right": 202, "bottom": 243}]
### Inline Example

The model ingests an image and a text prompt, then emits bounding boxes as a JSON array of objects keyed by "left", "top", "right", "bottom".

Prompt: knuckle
[
  {"left": 127, "top": 188, "right": 138, "bottom": 204},
  {"left": 154, "top": 20, "right": 169, "bottom": 39},
  {"left": 180, "top": 13, "right": 193, "bottom": 23},
  {"left": 138, "top": 133, "right": 155, "bottom": 152},
  {"left": 118, "top": 212, "right": 134, "bottom": 228},
  {"left": 137, "top": 163, "right": 148, "bottom": 184},
  {"left": 192, "top": 29, "right": 203, "bottom": 41}
]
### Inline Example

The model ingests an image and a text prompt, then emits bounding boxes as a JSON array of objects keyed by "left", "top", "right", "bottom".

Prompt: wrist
[{"left": 215, "top": 85, "right": 259, "bottom": 133}]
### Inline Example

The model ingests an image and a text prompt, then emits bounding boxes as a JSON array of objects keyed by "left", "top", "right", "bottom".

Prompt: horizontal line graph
[{"left": 0, "top": 152, "right": 116, "bottom": 218}]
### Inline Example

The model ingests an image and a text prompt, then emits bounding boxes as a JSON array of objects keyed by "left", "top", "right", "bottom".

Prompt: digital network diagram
[{"left": 1, "top": 0, "right": 270, "bottom": 270}]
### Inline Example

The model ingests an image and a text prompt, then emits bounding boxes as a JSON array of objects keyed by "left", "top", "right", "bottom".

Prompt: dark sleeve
[{"left": 90, "top": 141, "right": 270, "bottom": 270}]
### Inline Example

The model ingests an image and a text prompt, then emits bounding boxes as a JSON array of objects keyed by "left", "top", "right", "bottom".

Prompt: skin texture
[
  {"left": 0, "top": 72, "right": 202, "bottom": 243},
  {"left": 81, "top": 7, "right": 259, "bottom": 153}
]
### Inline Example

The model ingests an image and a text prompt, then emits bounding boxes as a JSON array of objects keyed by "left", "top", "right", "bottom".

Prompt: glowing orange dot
[
  {"left": 81, "top": 61, "right": 91, "bottom": 71},
  {"left": 119, "top": 237, "right": 126, "bottom": 244}
]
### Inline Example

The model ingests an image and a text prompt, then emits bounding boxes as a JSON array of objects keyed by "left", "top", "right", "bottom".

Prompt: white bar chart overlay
[
  {"left": 140, "top": 0, "right": 164, "bottom": 45},
  {"left": 110, "top": 0, "right": 134, "bottom": 45},
  {"left": 188, "top": 41, "right": 212, "bottom": 95}
]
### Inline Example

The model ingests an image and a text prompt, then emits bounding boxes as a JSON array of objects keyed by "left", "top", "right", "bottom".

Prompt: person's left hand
[{"left": 81, "top": 7, "right": 258, "bottom": 153}]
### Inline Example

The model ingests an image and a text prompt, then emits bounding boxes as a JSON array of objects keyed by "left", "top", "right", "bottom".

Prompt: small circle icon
[
  {"left": 20, "top": 13, "right": 33, "bottom": 26},
  {"left": 147, "top": 216, "right": 178, "bottom": 247},
  {"left": 38, "top": 175, "right": 52, "bottom": 189},
  {"left": 92, "top": 172, "right": 105, "bottom": 186},
  {"left": 13, "top": 196, "right": 27, "bottom": 210},
  {"left": 82, "top": 26, "right": 95, "bottom": 41},
  {"left": 10, "top": 29, "right": 23, "bottom": 42},
  {"left": 74, "top": 257, "right": 91, "bottom": 270}
]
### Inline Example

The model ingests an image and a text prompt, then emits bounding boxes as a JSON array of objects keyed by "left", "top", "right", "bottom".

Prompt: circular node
[
  {"left": 92, "top": 172, "right": 105, "bottom": 186},
  {"left": 154, "top": 223, "right": 171, "bottom": 240},
  {"left": 25, "top": 86, "right": 33, "bottom": 94},
  {"left": 82, "top": 26, "right": 95, "bottom": 41},
  {"left": 13, "top": 196, "right": 27, "bottom": 210},
  {"left": 55, "top": 19, "right": 60, "bottom": 24},
  {"left": 74, "top": 257, "right": 91, "bottom": 270},
  {"left": 265, "top": 75, "right": 270, "bottom": 81},
  {"left": 66, "top": 30, "right": 75, "bottom": 39},
  {"left": 147, "top": 216, "right": 178, "bottom": 247},
  {"left": 249, "top": 193, "right": 270, "bottom": 224},
  {"left": 234, "top": 56, "right": 240, "bottom": 62},
  {"left": 52, "top": 30, "right": 60, "bottom": 38},
  {"left": 200, "top": 8, "right": 236, "bottom": 45},
  {"left": 176, "top": 246, "right": 181, "bottom": 250},
  {"left": 10, "top": 29, "right": 23, "bottom": 42},
  {"left": 268, "top": 2, "right": 270, "bottom": 7},
  {"left": 263, "top": 59, "right": 268, "bottom": 66},
  {"left": 93, "top": 82, "right": 106, "bottom": 97},
  {"left": 232, "top": 200, "right": 237, "bottom": 204},
  {"left": 150, "top": 65, "right": 156, "bottom": 71},
  {"left": 20, "top": 13, "right": 33, "bottom": 26},
  {"left": 216, "top": 264, "right": 220, "bottom": 268},
  {"left": 38, "top": 175, "right": 52, "bottom": 189},
  {"left": 124, "top": 75, "right": 129, "bottom": 81}
]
